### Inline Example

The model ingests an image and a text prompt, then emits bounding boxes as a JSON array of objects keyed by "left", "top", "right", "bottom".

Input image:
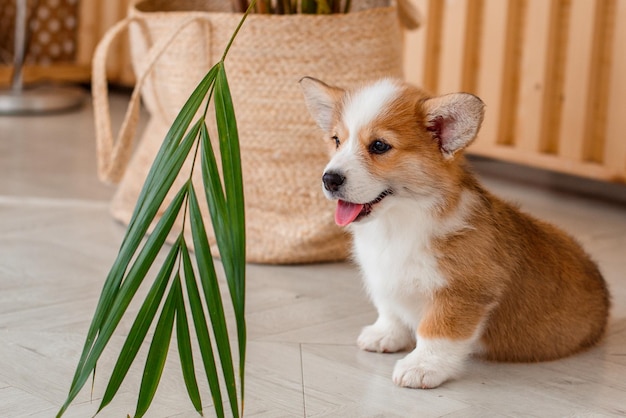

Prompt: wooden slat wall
[{"left": 404, "top": 0, "right": 626, "bottom": 184}]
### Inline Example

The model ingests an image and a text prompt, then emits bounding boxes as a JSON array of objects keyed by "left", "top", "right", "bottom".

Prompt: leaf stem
[{"left": 221, "top": 0, "right": 257, "bottom": 62}]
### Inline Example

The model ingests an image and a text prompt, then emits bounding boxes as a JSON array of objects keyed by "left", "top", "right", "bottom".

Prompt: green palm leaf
[
  {"left": 134, "top": 273, "right": 180, "bottom": 418},
  {"left": 213, "top": 65, "right": 247, "bottom": 401},
  {"left": 174, "top": 268, "right": 203, "bottom": 415},
  {"left": 58, "top": 3, "right": 254, "bottom": 417},
  {"left": 97, "top": 239, "right": 181, "bottom": 413},
  {"left": 135, "top": 276, "right": 180, "bottom": 418},
  {"left": 188, "top": 185, "right": 240, "bottom": 418},
  {"left": 181, "top": 240, "right": 224, "bottom": 417},
  {"left": 199, "top": 124, "right": 228, "bottom": 251}
]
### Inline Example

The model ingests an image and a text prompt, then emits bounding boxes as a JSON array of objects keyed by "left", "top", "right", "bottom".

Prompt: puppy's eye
[
  {"left": 369, "top": 139, "right": 391, "bottom": 155},
  {"left": 332, "top": 135, "right": 341, "bottom": 149}
]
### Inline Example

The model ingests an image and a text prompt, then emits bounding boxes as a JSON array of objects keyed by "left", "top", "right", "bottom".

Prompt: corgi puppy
[{"left": 299, "top": 77, "right": 610, "bottom": 389}]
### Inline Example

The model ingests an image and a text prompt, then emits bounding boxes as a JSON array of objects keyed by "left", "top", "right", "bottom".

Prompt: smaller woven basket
[{"left": 92, "top": 0, "right": 418, "bottom": 264}]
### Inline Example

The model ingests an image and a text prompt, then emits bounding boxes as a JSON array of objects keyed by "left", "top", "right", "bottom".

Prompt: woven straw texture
[{"left": 92, "top": 0, "right": 405, "bottom": 264}]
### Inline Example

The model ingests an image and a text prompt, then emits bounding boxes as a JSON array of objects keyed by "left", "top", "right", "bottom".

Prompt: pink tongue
[{"left": 335, "top": 200, "right": 364, "bottom": 226}]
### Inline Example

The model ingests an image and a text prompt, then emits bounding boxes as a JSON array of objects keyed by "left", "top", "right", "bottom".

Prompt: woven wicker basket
[{"left": 92, "top": 0, "right": 417, "bottom": 264}]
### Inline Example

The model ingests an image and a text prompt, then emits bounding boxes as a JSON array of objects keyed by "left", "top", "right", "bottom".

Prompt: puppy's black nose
[{"left": 322, "top": 171, "right": 345, "bottom": 192}]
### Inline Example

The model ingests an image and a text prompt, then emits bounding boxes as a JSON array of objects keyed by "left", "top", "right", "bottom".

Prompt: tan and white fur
[{"left": 300, "top": 77, "right": 610, "bottom": 389}]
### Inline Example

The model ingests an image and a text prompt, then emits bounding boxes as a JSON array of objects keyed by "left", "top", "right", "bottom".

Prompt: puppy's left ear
[
  {"left": 423, "top": 93, "right": 485, "bottom": 159},
  {"left": 299, "top": 76, "right": 344, "bottom": 132}
]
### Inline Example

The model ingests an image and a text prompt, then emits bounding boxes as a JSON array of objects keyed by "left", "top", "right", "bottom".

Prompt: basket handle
[{"left": 92, "top": 14, "right": 212, "bottom": 184}]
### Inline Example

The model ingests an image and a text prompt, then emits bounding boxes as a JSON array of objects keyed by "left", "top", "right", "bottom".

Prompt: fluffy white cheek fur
[
  {"left": 323, "top": 78, "right": 401, "bottom": 204},
  {"left": 323, "top": 143, "right": 387, "bottom": 204},
  {"left": 392, "top": 336, "right": 477, "bottom": 389}
]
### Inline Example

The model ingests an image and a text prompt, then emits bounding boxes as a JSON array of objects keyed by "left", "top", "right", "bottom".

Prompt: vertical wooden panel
[
  {"left": 585, "top": 0, "right": 614, "bottom": 164},
  {"left": 473, "top": 0, "right": 510, "bottom": 147},
  {"left": 437, "top": 0, "right": 470, "bottom": 94},
  {"left": 604, "top": 0, "right": 626, "bottom": 180},
  {"left": 423, "top": 0, "right": 444, "bottom": 93},
  {"left": 558, "top": 0, "right": 596, "bottom": 161},
  {"left": 539, "top": 0, "right": 568, "bottom": 155},
  {"left": 461, "top": 0, "right": 483, "bottom": 93},
  {"left": 513, "top": 0, "right": 556, "bottom": 153},
  {"left": 403, "top": 0, "right": 430, "bottom": 87},
  {"left": 497, "top": 0, "right": 524, "bottom": 146}
]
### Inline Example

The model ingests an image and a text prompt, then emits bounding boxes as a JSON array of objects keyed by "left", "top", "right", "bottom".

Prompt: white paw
[
  {"left": 392, "top": 354, "right": 450, "bottom": 389},
  {"left": 357, "top": 323, "right": 414, "bottom": 353}
]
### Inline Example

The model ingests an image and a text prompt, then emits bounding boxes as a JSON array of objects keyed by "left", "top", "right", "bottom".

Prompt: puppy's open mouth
[{"left": 335, "top": 190, "right": 393, "bottom": 226}]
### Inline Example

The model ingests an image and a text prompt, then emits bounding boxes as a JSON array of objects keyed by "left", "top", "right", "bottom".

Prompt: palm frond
[{"left": 58, "top": 3, "right": 255, "bottom": 417}]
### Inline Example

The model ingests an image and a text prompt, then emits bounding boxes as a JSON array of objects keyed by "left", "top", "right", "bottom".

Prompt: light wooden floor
[{"left": 1, "top": 93, "right": 625, "bottom": 417}]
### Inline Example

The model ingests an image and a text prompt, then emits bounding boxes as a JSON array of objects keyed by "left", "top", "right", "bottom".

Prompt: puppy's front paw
[
  {"left": 392, "top": 354, "right": 449, "bottom": 389},
  {"left": 357, "top": 323, "right": 414, "bottom": 353}
]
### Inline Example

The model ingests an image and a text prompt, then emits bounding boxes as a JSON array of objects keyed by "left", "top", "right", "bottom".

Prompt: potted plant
[{"left": 59, "top": 1, "right": 419, "bottom": 416}]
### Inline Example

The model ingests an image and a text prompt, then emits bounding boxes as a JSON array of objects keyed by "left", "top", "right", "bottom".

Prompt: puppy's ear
[
  {"left": 422, "top": 93, "right": 485, "bottom": 159},
  {"left": 299, "top": 77, "right": 344, "bottom": 131}
]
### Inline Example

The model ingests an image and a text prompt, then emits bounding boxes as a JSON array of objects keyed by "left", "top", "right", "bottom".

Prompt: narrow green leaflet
[
  {"left": 188, "top": 185, "right": 240, "bottom": 418},
  {"left": 214, "top": 64, "right": 246, "bottom": 302},
  {"left": 134, "top": 276, "right": 180, "bottom": 418},
  {"left": 199, "top": 123, "right": 231, "bottom": 266},
  {"left": 213, "top": 65, "right": 247, "bottom": 405},
  {"left": 174, "top": 269, "right": 203, "bottom": 415},
  {"left": 181, "top": 240, "right": 224, "bottom": 418}
]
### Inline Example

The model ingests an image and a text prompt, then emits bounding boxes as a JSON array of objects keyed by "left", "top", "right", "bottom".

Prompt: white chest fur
[{"left": 351, "top": 193, "right": 476, "bottom": 329}]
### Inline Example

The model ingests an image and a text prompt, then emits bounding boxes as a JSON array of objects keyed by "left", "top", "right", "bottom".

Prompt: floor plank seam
[{"left": 299, "top": 343, "right": 307, "bottom": 418}]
